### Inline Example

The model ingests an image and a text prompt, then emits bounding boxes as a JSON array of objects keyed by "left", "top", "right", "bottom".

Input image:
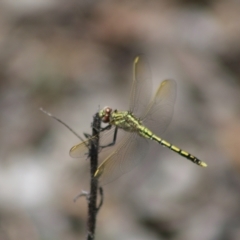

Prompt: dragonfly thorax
[
  {"left": 110, "top": 110, "right": 142, "bottom": 132},
  {"left": 99, "top": 106, "right": 142, "bottom": 132}
]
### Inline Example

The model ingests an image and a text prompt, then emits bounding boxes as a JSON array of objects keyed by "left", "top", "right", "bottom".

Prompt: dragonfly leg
[
  {"left": 84, "top": 124, "right": 111, "bottom": 141},
  {"left": 92, "top": 124, "right": 112, "bottom": 133},
  {"left": 83, "top": 124, "right": 111, "bottom": 142},
  {"left": 100, "top": 124, "right": 112, "bottom": 132},
  {"left": 100, "top": 127, "right": 118, "bottom": 149}
]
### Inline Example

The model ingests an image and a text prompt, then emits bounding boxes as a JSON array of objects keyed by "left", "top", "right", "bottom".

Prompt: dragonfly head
[{"left": 99, "top": 106, "right": 112, "bottom": 123}]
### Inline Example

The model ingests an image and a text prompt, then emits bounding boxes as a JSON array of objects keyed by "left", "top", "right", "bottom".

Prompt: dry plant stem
[
  {"left": 87, "top": 113, "right": 101, "bottom": 240},
  {"left": 40, "top": 108, "right": 103, "bottom": 239},
  {"left": 39, "top": 108, "right": 85, "bottom": 142}
]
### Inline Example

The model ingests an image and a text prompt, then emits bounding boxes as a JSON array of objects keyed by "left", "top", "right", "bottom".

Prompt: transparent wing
[
  {"left": 129, "top": 55, "right": 152, "bottom": 118},
  {"left": 69, "top": 137, "right": 92, "bottom": 158},
  {"left": 142, "top": 79, "right": 177, "bottom": 137},
  {"left": 69, "top": 127, "right": 116, "bottom": 158},
  {"left": 94, "top": 132, "right": 149, "bottom": 186}
]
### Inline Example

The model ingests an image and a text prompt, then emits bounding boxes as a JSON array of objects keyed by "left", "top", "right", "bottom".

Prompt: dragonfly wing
[
  {"left": 69, "top": 137, "right": 92, "bottom": 158},
  {"left": 129, "top": 55, "right": 152, "bottom": 118},
  {"left": 142, "top": 79, "right": 177, "bottom": 137},
  {"left": 94, "top": 132, "right": 149, "bottom": 186},
  {"left": 69, "top": 127, "right": 116, "bottom": 158}
]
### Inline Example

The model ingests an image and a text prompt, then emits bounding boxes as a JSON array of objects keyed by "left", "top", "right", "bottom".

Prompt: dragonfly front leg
[
  {"left": 92, "top": 124, "right": 112, "bottom": 133},
  {"left": 85, "top": 124, "right": 112, "bottom": 143},
  {"left": 100, "top": 124, "right": 112, "bottom": 132}
]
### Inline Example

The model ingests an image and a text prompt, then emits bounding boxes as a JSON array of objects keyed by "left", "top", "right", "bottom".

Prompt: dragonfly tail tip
[{"left": 200, "top": 162, "right": 207, "bottom": 167}]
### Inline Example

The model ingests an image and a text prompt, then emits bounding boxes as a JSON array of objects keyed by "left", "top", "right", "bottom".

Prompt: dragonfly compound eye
[{"left": 99, "top": 106, "right": 112, "bottom": 123}]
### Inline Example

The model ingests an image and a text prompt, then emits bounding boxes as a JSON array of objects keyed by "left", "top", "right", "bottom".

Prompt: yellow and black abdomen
[
  {"left": 154, "top": 136, "right": 207, "bottom": 167},
  {"left": 138, "top": 125, "right": 207, "bottom": 167}
]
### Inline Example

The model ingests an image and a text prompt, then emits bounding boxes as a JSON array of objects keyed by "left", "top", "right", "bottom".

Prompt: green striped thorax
[{"left": 99, "top": 106, "right": 143, "bottom": 132}]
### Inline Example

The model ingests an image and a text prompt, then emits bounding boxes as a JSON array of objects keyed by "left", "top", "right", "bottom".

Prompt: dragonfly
[{"left": 70, "top": 55, "right": 207, "bottom": 185}]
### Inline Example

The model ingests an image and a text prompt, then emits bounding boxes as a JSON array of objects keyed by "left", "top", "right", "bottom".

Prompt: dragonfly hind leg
[{"left": 100, "top": 127, "right": 119, "bottom": 149}]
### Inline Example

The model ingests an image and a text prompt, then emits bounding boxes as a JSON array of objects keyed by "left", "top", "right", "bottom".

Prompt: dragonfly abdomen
[
  {"left": 137, "top": 125, "right": 156, "bottom": 139},
  {"left": 157, "top": 137, "right": 207, "bottom": 167}
]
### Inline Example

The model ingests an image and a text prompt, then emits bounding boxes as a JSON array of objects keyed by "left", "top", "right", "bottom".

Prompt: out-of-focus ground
[{"left": 1, "top": 0, "right": 240, "bottom": 239}]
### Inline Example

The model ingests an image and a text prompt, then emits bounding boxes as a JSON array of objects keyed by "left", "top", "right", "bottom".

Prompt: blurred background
[{"left": 1, "top": 0, "right": 240, "bottom": 239}]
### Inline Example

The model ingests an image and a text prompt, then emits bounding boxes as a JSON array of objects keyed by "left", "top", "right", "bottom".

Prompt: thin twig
[
  {"left": 39, "top": 107, "right": 84, "bottom": 142},
  {"left": 40, "top": 107, "right": 104, "bottom": 240}
]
